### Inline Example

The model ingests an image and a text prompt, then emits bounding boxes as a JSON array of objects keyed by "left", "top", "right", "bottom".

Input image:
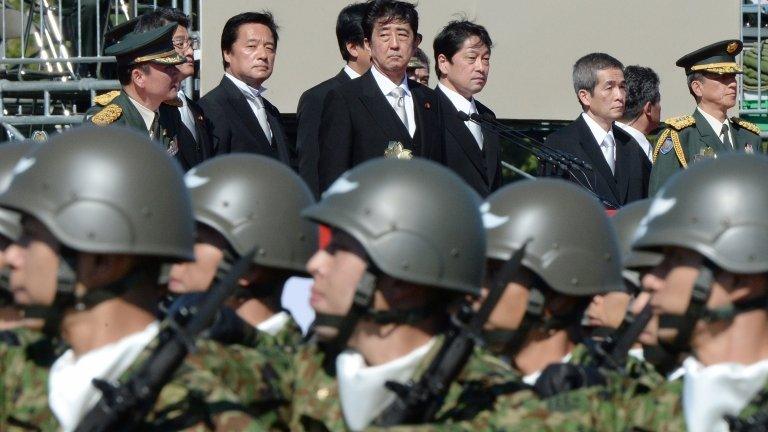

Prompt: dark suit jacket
[
  {"left": 318, "top": 69, "right": 444, "bottom": 192},
  {"left": 544, "top": 115, "right": 650, "bottom": 207},
  {"left": 199, "top": 76, "right": 292, "bottom": 167},
  {"left": 296, "top": 69, "right": 352, "bottom": 198},
  {"left": 158, "top": 95, "right": 213, "bottom": 172},
  {"left": 436, "top": 87, "right": 502, "bottom": 197}
]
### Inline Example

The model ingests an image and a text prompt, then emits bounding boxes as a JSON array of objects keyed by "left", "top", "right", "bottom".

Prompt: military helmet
[
  {"left": 611, "top": 199, "right": 663, "bottom": 271},
  {"left": 484, "top": 179, "right": 624, "bottom": 296},
  {"left": 0, "top": 140, "right": 41, "bottom": 241},
  {"left": 303, "top": 158, "right": 485, "bottom": 295},
  {"left": 633, "top": 154, "right": 768, "bottom": 274},
  {"left": 0, "top": 126, "right": 194, "bottom": 261},
  {"left": 185, "top": 154, "right": 317, "bottom": 273}
]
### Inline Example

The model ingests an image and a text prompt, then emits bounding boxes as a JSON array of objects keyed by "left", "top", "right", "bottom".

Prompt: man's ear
[
  {"left": 642, "top": 101, "right": 654, "bottom": 117},
  {"left": 437, "top": 53, "right": 451, "bottom": 77},
  {"left": 237, "top": 264, "right": 260, "bottom": 287},
  {"left": 346, "top": 42, "right": 361, "bottom": 60},
  {"left": 363, "top": 38, "right": 372, "bottom": 55},
  {"left": 690, "top": 79, "right": 704, "bottom": 98},
  {"left": 577, "top": 89, "right": 592, "bottom": 109},
  {"left": 132, "top": 68, "right": 145, "bottom": 89}
]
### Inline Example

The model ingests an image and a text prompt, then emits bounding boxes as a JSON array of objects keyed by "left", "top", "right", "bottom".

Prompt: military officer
[
  {"left": 0, "top": 126, "right": 260, "bottom": 430},
  {"left": 166, "top": 154, "right": 313, "bottom": 350},
  {"left": 85, "top": 23, "right": 185, "bottom": 156},
  {"left": 284, "top": 158, "right": 517, "bottom": 431},
  {"left": 649, "top": 40, "right": 764, "bottom": 194}
]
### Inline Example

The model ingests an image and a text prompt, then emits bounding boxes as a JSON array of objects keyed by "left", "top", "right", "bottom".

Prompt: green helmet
[
  {"left": 633, "top": 154, "right": 768, "bottom": 274},
  {"left": 484, "top": 178, "right": 624, "bottom": 296},
  {"left": 185, "top": 154, "right": 317, "bottom": 273},
  {"left": 303, "top": 158, "right": 484, "bottom": 295},
  {"left": 0, "top": 126, "right": 194, "bottom": 262},
  {"left": 611, "top": 199, "right": 663, "bottom": 289},
  {"left": 0, "top": 141, "right": 41, "bottom": 241}
]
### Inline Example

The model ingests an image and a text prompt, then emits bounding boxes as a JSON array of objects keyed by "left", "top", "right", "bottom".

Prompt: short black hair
[
  {"left": 362, "top": 0, "right": 418, "bottom": 42},
  {"left": 220, "top": 11, "right": 279, "bottom": 70},
  {"left": 336, "top": 3, "right": 367, "bottom": 61},
  {"left": 134, "top": 8, "right": 190, "bottom": 33},
  {"left": 433, "top": 20, "right": 492, "bottom": 79},
  {"left": 622, "top": 65, "right": 660, "bottom": 121}
]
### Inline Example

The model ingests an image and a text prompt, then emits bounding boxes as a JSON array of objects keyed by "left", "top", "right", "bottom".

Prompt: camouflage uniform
[{"left": 279, "top": 337, "right": 524, "bottom": 431}]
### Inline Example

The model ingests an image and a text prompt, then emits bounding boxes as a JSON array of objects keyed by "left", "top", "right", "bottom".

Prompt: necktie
[
  {"left": 253, "top": 94, "right": 273, "bottom": 144},
  {"left": 721, "top": 123, "right": 733, "bottom": 149},
  {"left": 149, "top": 112, "right": 160, "bottom": 141},
  {"left": 467, "top": 104, "right": 483, "bottom": 150},
  {"left": 602, "top": 133, "right": 616, "bottom": 174},
  {"left": 389, "top": 87, "right": 409, "bottom": 132}
]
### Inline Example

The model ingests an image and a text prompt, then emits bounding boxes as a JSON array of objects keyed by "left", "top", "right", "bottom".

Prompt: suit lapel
[
  {"left": 411, "top": 82, "right": 436, "bottom": 156},
  {"left": 357, "top": 71, "right": 412, "bottom": 147},
  {"left": 116, "top": 92, "right": 148, "bottom": 133},
  {"left": 477, "top": 102, "right": 499, "bottom": 185},
  {"left": 220, "top": 77, "right": 272, "bottom": 148},
  {"left": 437, "top": 88, "right": 487, "bottom": 182},
  {"left": 612, "top": 125, "right": 632, "bottom": 204},
  {"left": 575, "top": 116, "right": 620, "bottom": 199}
]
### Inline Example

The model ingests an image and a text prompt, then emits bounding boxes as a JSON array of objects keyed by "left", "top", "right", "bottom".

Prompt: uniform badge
[
  {"left": 30, "top": 130, "right": 49, "bottom": 143},
  {"left": 727, "top": 42, "right": 739, "bottom": 55},
  {"left": 745, "top": 143, "right": 755, "bottom": 154},
  {"left": 167, "top": 136, "right": 179, "bottom": 156},
  {"left": 384, "top": 141, "right": 413, "bottom": 159},
  {"left": 660, "top": 138, "right": 674, "bottom": 155},
  {"left": 693, "top": 146, "right": 716, "bottom": 164}
]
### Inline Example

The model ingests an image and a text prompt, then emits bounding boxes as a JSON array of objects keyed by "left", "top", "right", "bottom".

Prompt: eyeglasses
[{"left": 172, "top": 37, "right": 200, "bottom": 50}]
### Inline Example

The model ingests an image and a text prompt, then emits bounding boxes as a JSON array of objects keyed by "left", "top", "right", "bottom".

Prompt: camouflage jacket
[
  {"left": 280, "top": 336, "right": 524, "bottom": 431},
  {"left": 1, "top": 328, "right": 265, "bottom": 431},
  {"left": 0, "top": 330, "right": 59, "bottom": 431}
]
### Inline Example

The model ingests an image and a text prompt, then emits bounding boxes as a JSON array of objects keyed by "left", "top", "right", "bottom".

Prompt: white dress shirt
[
  {"left": 523, "top": 351, "right": 574, "bottom": 386},
  {"left": 370, "top": 65, "right": 416, "bottom": 137},
  {"left": 697, "top": 107, "right": 734, "bottom": 147},
  {"left": 438, "top": 82, "right": 483, "bottom": 149},
  {"left": 582, "top": 112, "right": 616, "bottom": 172},
  {"left": 343, "top": 64, "right": 362, "bottom": 80},
  {"left": 225, "top": 72, "right": 273, "bottom": 142},
  {"left": 615, "top": 121, "right": 652, "bottom": 162},
  {"left": 177, "top": 90, "right": 199, "bottom": 142},
  {"left": 255, "top": 310, "right": 291, "bottom": 336}
]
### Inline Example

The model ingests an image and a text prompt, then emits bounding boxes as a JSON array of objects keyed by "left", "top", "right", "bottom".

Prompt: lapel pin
[{"left": 424, "top": 101, "right": 431, "bottom": 110}]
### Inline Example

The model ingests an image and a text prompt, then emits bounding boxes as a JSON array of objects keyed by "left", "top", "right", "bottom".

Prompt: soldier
[
  {"left": 85, "top": 23, "right": 185, "bottom": 156},
  {"left": 0, "top": 126, "right": 259, "bottom": 429},
  {"left": 649, "top": 40, "right": 764, "bottom": 194},
  {"left": 287, "top": 158, "right": 516, "bottom": 430},
  {"left": 166, "top": 154, "right": 313, "bottom": 349},
  {"left": 480, "top": 179, "right": 627, "bottom": 390}
]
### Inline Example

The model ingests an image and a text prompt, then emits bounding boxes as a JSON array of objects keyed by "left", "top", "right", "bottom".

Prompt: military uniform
[
  {"left": 281, "top": 340, "right": 521, "bottom": 431},
  {"left": 649, "top": 111, "right": 762, "bottom": 193},
  {"left": 649, "top": 39, "right": 765, "bottom": 194}
]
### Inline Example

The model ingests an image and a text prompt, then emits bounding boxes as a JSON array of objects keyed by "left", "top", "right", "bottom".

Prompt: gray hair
[
  {"left": 572, "top": 52, "right": 624, "bottom": 94},
  {"left": 687, "top": 72, "right": 705, "bottom": 100}
]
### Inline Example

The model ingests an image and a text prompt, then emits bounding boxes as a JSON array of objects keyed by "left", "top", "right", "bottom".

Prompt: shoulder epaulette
[
  {"left": 163, "top": 97, "right": 183, "bottom": 107},
  {"left": 664, "top": 115, "right": 695, "bottom": 131},
  {"left": 92, "top": 90, "right": 120, "bottom": 106},
  {"left": 731, "top": 117, "right": 761, "bottom": 135},
  {"left": 91, "top": 104, "right": 122, "bottom": 126}
]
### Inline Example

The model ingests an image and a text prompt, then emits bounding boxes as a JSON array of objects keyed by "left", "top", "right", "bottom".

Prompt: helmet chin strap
[
  {"left": 656, "top": 260, "right": 766, "bottom": 355},
  {"left": 482, "top": 286, "right": 545, "bottom": 357}
]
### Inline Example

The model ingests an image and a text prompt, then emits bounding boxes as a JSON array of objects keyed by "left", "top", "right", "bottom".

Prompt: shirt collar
[
  {"left": 370, "top": 64, "right": 410, "bottom": 97},
  {"left": 255, "top": 311, "right": 290, "bottom": 336},
  {"left": 343, "top": 64, "right": 362, "bottom": 79},
  {"left": 697, "top": 106, "right": 730, "bottom": 135},
  {"left": 225, "top": 72, "right": 267, "bottom": 100},
  {"left": 581, "top": 112, "right": 614, "bottom": 145},
  {"left": 615, "top": 121, "right": 652, "bottom": 153},
  {"left": 125, "top": 94, "right": 157, "bottom": 132},
  {"left": 437, "top": 81, "right": 476, "bottom": 115}
]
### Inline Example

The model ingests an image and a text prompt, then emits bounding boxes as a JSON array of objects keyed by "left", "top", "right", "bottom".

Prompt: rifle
[
  {"left": 373, "top": 244, "right": 527, "bottom": 426},
  {"left": 533, "top": 302, "right": 653, "bottom": 398},
  {"left": 74, "top": 249, "right": 256, "bottom": 432}
]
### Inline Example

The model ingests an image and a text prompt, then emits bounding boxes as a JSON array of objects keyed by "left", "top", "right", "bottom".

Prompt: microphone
[{"left": 469, "top": 113, "right": 593, "bottom": 172}]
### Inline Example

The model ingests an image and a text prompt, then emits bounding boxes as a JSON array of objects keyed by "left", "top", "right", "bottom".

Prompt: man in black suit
[
  {"left": 433, "top": 20, "right": 501, "bottom": 197},
  {"left": 318, "top": 0, "right": 444, "bottom": 192},
  {"left": 199, "top": 12, "right": 292, "bottom": 167},
  {"left": 545, "top": 53, "right": 649, "bottom": 207},
  {"left": 296, "top": 2, "right": 370, "bottom": 198},
  {"left": 136, "top": 8, "right": 213, "bottom": 171}
]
